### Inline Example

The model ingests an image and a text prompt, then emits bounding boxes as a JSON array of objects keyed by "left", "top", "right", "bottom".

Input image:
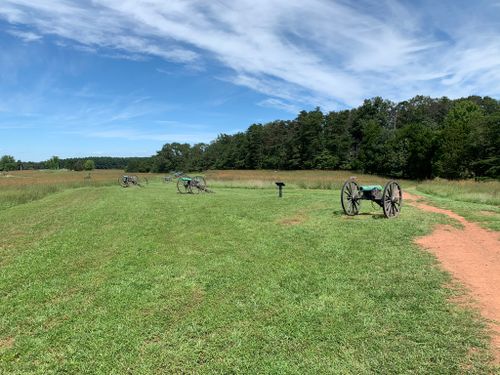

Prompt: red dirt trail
[{"left": 404, "top": 192, "right": 500, "bottom": 362}]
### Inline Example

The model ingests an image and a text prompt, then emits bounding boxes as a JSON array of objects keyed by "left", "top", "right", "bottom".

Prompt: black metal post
[{"left": 275, "top": 182, "right": 285, "bottom": 198}]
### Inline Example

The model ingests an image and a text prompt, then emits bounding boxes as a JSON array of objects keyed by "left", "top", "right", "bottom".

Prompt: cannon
[
  {"left": 119, "top": 175, "right": 147, "bottom": 188},
  {"left": 176, "top": 175, "right": 211, "bottom": 194},
  {"left": 164, "top": 171, "right": 184, "bottom": 183},
  {"left": 341, "top": 178, "right": 402, "bottom": 218}
]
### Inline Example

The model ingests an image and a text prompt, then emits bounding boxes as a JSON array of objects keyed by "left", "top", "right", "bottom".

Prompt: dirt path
[{"left": 404, "top": 192, "right": 500, "bottom": 362}]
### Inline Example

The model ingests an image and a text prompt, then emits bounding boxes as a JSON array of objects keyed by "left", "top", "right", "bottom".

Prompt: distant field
[
  {"left": 0, "top": 170, "right": 154, "bottom": 211},
  {"left": 205, "top": 170, "right": 412, "bottom": 190},
  {"left": 416, "top": 178, "right": 500, "bottom": 206},
  {"left": 0, "top": 169, "right": 124, "bottom": 187}
]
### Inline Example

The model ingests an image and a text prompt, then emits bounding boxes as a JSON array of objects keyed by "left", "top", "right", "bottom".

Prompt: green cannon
[
  {"left": 176, "top": 175, "right": 210, "bottom": 194},
  {"left": 341, "top": 178, "right": 402, "bottom": 218}
]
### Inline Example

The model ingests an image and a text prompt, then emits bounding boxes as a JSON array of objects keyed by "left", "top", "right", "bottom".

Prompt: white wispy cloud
[
  {"left": 0, "top": 0, "right": 499, "bottom": 109},
  {"left": 0, "top": 81, "right": 215, "bottom": 144},
  {"left": 0, "top": 82, "right": 168, "bottom": 129},
  {"left": 258, "top": 98, "right": 301, "bottom": 114},
  {"left": 6, "top": 29, "right": 42, "bottom": 42}
]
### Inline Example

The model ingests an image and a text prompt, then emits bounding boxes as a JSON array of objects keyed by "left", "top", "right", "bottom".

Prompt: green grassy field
[
  {"left": 0, "top": 170, "right": 123, "bottom": 211},
  {"left": 0, "top": 170, "right": 156, "bottom": 211},
  {"left": 416, "top": 179, "right": 500, "bottom": 206},
  {"left": 410, "top": 179, "right": 500, "bottom": 231},
  {"left": 408, "top": 188, "right": 500, "bottom": 232},
  {"left": 205, "top": 170, "right": 500, "bottom": 231},
  {"left": 0, "top": 178, "right": 496, "bottom": 373}
]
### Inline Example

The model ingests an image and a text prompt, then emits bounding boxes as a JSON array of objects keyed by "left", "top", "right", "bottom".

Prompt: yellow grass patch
[
  {"left": 204, "top": 170, "right": 409, "bottom": 190},
  {"left": 0, "top": 337, "right": 14, "bottom": 350},
  {"left": 277, "top": 213, "right": 308, "bottom": 226},
  {"left": 0, "top": 169, "right": 125, "bottom": 187}
]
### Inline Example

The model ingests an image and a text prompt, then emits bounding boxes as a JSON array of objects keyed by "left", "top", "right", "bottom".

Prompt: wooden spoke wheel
[
  {"left": 341, "top": 179, "right": 361, "bottom": 216},
  {"left": 382, "top": 181, "right": 402, "bottom": 218},
  {"left": 122, "top": 175, "right": 142, "bottom": 187},
  {"left": 190, "top": 178, "right": 201, "bottom": 194},
  {"left": 136, "top": 176, "right": 148, "bottom": 187},
  {"left": 119, "top": 176, "right": 129, "bottom": 188},
  {"left": 177, "top": 178, "right": 192, "bottom": 194},
  {"left": 192, "top": 176, "right": 207, "bottom": 193}
]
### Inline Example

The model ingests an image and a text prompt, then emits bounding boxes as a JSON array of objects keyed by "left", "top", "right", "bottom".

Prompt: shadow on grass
[{"left": 333, "top": 210, "right": 386, "bottom": 219}]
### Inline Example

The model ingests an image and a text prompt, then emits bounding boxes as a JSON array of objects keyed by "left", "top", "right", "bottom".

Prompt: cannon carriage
[
  {"left": 164, "top": 171, "right": 184, "bottom": 183},
  {"left": 341, "top": 178, "right": 402, "bottom": 218},
  {"left": 119, "top": 175, "right": 147, "bottom": 188},
  {"left": 176, "top": 175, "right": 210, "bottom": 194}
]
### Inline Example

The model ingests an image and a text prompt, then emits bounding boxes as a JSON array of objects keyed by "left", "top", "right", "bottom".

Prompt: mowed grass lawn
[{"left": 0, "top": 182, "right": 494, "bottom": 373}]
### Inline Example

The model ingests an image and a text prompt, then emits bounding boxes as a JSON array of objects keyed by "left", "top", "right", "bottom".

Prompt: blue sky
[{"left": 0, "top": 0, "right": 499, "bottom": 161}]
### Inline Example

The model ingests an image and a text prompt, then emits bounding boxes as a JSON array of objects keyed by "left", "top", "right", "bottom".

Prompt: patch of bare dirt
[
  {"left": 0, "top": 337, "right": 14, "bottom": 350},
  {"left": 278, "top": 214, "right": 308, "bottom": 226},
  {"left": 405, "top": 192, "right": 500, "bottom": 363}
]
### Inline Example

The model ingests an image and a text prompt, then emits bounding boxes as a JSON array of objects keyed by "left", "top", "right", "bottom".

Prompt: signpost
[{"left": 275, "top": 181, "right": 285, "bottom": 198}]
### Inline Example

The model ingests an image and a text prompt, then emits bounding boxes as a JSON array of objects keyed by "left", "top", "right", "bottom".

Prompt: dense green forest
[
  {"left": 59, "top": 157, "right": 152, "bottom": 172},
  {"left": 2, "top": 95, "right": 498, "bottom": 179},
  {"left": 151, "top": 95, "right": 499, "bottom": 179}
]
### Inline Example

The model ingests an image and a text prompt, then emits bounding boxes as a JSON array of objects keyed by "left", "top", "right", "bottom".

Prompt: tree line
[
  {"left": 2, "top": 95, "right": 498, "bottom": 180},
  {"left": 151, "top": 95, "right": 499, "bottom": 179},
  {"left": 0, "top": 156, "right": 151, "bottom": 172}
]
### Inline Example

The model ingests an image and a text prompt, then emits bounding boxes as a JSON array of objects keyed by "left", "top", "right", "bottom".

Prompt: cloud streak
[
  {"left": 0, "top": 84, "right": 216, "bottom": 145},
  {"left": 0, "top": 0, "right": 499, "bottom": 110},
  {"left": 6, "top": 29, "right": 42, "bottom": 42}
]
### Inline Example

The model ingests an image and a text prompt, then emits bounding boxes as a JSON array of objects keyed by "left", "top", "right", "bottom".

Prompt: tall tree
[
  {"left": 45, "top": 156, "right": 60, "bottom": 170},
  {"left": 152, "top": 143, "right": 191, "bottom": 172},
  {"left": 388, "top": 122, "right": 436, "bottom": 179},
  {"left": 83, "top": 159, "right": 95, "bottom": 171},
  {"left": 323, "top": 110, "right": 353, "bottom": 169},
  {"left": 245, "top": 124, "right": 264, "bottom": 169},
  {"left": 0, "top": 155, "right": 17, "bottom": 171},
  {"left": 294, "top": 108, "right": 324, "bottom": 168},
  {"left": 470, "top": 112, "right": 500, "bottom": 178},
  {"left": 434, "top": 100, "right": 483, "bottom": 178}
]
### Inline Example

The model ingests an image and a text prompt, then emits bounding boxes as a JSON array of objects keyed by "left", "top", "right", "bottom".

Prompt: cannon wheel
[
  {"left": 382, "top": 181, "right": 402, "bottom": 218},
  {"left": 129, "top": 175, "right": 140, "bottom": 186},
  {"left": 192, "top": 176, "right": 207, "bottom": 193},
  {"left": 190, "top": 176, "right": 202, "bottom": 194},
  {"left": 137, "top": 176, "right": 148, "bottom": 187},
  {"left": 119, "top": 176, "right": 129, "bottom": 188},
  {"left": 177, "top": 178, "right": 192, "bottom": 194},
  {"left": 341, "top": 179, "right": 360, "bottom": 216}
]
